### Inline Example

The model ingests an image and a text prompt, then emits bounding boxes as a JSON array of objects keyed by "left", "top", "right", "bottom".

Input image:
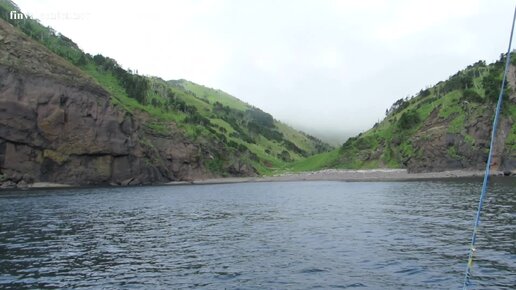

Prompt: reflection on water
[{"left": 0, "top": 178, "right": 514, "bottom": 289}]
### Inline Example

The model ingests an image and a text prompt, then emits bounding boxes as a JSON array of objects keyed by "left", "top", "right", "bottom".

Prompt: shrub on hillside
[
  {"left": 419, "top": 88, "right": 431, "bottom": 97},
  {"left": 398, "top": 110, "right": 420, "bottom": 130},
  {"left": 93, "top": 54, "right": 149, "bottom": 104},
  {"left": 482, "top": 69, "right": 503, "bottom": 102},
  {"left": 461, "top": 89, "right": 483, "bottom": 103},
  {"left": 387, "top": 98, "right": 409, "bottom": 115},
  {"left": 442, "top": 71, "right": 473, "bottom": 94},
  {"left": 246, "top": 108, "right": 274, "bottom": 128}
]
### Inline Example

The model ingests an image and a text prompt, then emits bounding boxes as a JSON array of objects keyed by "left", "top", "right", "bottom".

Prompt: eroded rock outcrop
[
  {"left": 0, "top": 65, "right": 214, "bottom": 185},
  {"left": 0, "top": 19, "right": 254, "bottom": 187},
  {"left": 406, "top": 66, "right": 516, "bottom": 173}
]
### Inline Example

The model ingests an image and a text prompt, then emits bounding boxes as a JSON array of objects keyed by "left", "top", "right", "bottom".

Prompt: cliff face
[
  {"left": 0, "top": 19, "right": 250, "bottom": 186},
  {"left": 0, "top": 67, "right": 211, "bottom": 185},
  {"left": 335, "top": 60, "right": 516, "bottom": 174},
  {"left": 407, "top": 66, "right": 516, "bottom": 173},
  {"left": 407, "top": 103, "right": 514, "bottom": 172},
  {"left": 0, "top": 6, "right": 335, "bottom": 187}
]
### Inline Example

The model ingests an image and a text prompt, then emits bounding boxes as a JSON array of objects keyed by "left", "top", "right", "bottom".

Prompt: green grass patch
[
  {"left": 447, "top": 146, "right": 460, "bottom": 159},
  {"left": 439, "top": 91, "right": 462, "bottom": 119},
  {"left": 399, "top": 141, "right": 414, "bottom": 157},
  {"left": 180, "top": 80, "right": 250, "bottom": 111},
  {"left": 464, "top": 134, "right": 475, "bottom": 146},
  {"left": 285, "top": 149, "right": 340, "bottom": 172},
  {"left": 144, "top": 122, "right": 169, "bottom": 135},
  {"left": 82, "top": 64, "right": 130, "bottom": 103},
  {"left": 210, "top": 118, "right": 235, "bottom": 134},
  {"left": 448, "top": 114, "right": 465, "bottom": 133}
]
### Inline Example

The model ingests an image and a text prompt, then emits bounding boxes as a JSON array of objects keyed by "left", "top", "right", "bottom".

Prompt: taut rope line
[{"left": 462, "top": 4, "right": 516, "bottom": 290}]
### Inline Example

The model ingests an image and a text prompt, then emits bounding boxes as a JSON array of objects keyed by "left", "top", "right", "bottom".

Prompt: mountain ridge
[
  {"left": 0, "top": 0, "right": 332, "bottom": 187},
  {"left": 1, "top": 0, "right": 515, "bottom": 188},
  {"left": 288, "top": 58, "right": 516, "bottom": 173}
]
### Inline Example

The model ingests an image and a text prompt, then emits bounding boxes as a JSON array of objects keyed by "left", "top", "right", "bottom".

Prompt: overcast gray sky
[{"left": 14, "top": 0, "right": 516, "bottom": 144}]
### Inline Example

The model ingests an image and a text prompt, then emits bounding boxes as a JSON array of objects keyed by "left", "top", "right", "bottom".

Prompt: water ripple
[{"left": 0, "top": 179, "right": 514, "bottom": 289}]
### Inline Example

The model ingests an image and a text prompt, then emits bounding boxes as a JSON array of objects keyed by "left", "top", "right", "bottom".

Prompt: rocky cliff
[
  {"left": 0, "top": 19, "right": 253, "bottom": 187},
  {"left": 330, "top": 59, "right": 516, "bottom": 174},
  {"left": 0, "top": 2, "right": 332, "bottom": 188},
  {"left": 406, "top": 65, "right": 516, "bottom": 173},
  {"left": 407, "top": 101, "right": 514, "bottom": 172}
]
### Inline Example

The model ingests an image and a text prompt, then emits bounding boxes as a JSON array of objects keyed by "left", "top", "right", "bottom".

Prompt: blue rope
[{"left": 462, "top": 5, "right": 516, "bottom": 290}]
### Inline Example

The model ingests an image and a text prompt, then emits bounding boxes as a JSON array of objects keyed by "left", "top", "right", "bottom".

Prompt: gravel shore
[
  {"left": 6, "top": 169, "right": 512, "bottom": 189},
  {"left": 189, "top": 169, "right": 513, "bottom": 185}
]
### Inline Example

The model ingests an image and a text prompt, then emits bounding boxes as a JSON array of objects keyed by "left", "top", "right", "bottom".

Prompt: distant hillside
[
  {"left": 0, "top": 0, "right": 331, "bottom": 186},
  {"left": 287, "top": 57, "right": 516, "bottom": 173}
]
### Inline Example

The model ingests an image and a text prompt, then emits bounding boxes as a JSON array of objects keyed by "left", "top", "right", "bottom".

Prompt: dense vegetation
[
  {"left": 5, "top": 0, "right": 513, "bottom": 174},
  {"left": 0, "top": 0, "right": 332, "bottom": 176},
  {"left": 285, "top": 55, "right": 516, "bottom": 172}
]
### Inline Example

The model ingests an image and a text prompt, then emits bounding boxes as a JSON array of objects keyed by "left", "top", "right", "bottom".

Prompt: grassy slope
[
  {"left": 165, "top": 79, "right": 334, "bottom": 174},
  {"left": 286, "top": 149, "right": 340, "bottom": 172},
  {"left": 177, "top": 80, "right": 331, "bottom": 155},
  {"left": 292, "top": 59, "right": 516, "bottom": 171},
  {"left": 178, "top": 80, "right": 249, "bottom": 111},
  {"left": 0, "top": 0, "right": 333, "bottom": 176}
]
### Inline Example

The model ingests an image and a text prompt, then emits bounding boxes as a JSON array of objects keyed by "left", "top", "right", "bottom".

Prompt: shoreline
[
  {"left": 187, "top": 169, "right": 498, "bottom": 185},
  {"left": 2, "top": 169, "right": 514, "bottom": 190}
]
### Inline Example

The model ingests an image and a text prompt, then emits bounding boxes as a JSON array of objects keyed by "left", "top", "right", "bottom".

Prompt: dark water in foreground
[{"left": 0, "top": 179, "right": 514, "bottom": 289}]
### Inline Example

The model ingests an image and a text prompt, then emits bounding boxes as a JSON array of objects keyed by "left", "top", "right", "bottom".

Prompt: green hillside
[
  {"left": 288, "top": 57, "right": 516, "bottom": 172},
  {"left": 4, "top": 0, "right": 514, "bottom": 176},
  {"left": 0, "top": 0, "right": 332, "bottom": 176}
]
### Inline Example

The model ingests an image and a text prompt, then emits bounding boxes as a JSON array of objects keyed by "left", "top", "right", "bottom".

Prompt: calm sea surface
[{"left": 0, "top": 179, "right": 514, "bottom": 289}]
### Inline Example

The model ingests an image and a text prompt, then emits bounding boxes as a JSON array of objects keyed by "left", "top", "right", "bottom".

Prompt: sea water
[{"left": 0, "top": 179, "right": 514, "bottom": 289}]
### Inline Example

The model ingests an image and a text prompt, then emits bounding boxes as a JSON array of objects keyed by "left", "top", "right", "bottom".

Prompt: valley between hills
[{"left": 1, "top": 0, "right": 515, "bottom": 188}]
